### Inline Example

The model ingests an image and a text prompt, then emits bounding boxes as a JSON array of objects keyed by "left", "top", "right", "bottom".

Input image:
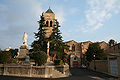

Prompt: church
[
  {"left": 41, "top": 8, "right": 109, "bottom": 68},
  {"left": 43, "top": 7, "right": 55, "bottom": 38}
]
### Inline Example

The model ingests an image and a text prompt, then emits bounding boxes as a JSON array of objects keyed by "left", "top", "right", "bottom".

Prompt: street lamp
[{"left": 93, "top": 54, "right": 96, "bottom": 71}]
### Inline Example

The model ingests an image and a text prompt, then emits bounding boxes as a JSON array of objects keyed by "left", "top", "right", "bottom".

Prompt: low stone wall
[
  {"left": 0, "top": 64, "right": 69, "bottom": 78},
  {"left": 55, "top": 64, "right": 69, "bottom": 74},
  {"left": 89, "top": 60, "right": 108, "bottom": 74}
]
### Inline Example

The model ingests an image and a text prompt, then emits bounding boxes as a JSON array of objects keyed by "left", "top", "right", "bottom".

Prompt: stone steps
[{"left": 52, "top": 69, "right": 67, "bottom": 78}]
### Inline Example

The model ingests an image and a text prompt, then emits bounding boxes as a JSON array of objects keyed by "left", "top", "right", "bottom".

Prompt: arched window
[
  {"left": 72, "top": 44, "right": 75, "bottom": 51},
  {"left": 46, "top": 21, "right": 48, "bottom": 27},
  {"left": 50, "top": 21, "right": 52, "bottom": 27}
]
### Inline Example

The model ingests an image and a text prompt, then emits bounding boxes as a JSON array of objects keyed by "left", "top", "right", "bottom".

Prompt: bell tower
[{"left": 44, "top": 7, "right": 55, "bottom": 38}]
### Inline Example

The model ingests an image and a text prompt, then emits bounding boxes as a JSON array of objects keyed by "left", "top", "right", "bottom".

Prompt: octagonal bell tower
[{"left": 44, "top": 7, "right": 55, "bottom": 38}]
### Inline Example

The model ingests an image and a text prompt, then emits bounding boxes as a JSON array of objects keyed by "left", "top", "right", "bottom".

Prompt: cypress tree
[
  {"left": 31, "top": 13, "right": 47, "bottom": 65},
  {"left": 31, "top": 13, "right": 47, "bottom": 52},
  {"left": 49, "top": 19, "right": 68, "bottom": 59}
]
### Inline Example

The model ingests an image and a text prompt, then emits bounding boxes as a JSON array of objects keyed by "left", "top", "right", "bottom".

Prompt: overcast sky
[{"left": 0, "top": 0, "right": 120, "bottom": 49}]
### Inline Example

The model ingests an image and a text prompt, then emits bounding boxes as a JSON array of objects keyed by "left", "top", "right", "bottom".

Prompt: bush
[
  {"left": 54, "top": 59, "right": 63, "bottom": 65},
  {"left": 59, "top": 60, "right": 64, "bottom": 65},
  {"left": 11, "top": 58, "right": 17, "bottom": 63},
  {"left": 0, "top": 51, "right": 11, "bottom": 64},
  {"left": 33, "top": 51, "right": 47, "bottom": 66}
]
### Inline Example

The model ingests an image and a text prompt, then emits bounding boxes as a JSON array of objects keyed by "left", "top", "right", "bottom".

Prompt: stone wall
[
  {"left": 89, "top": 60, "right": 108, "bottom": 74},
  {"left": 0, "top": 64, "right": 69, "bottom": 78}
]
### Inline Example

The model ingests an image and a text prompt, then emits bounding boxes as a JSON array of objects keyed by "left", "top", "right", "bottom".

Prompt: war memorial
[{"left": 0, "top": 8, "right": 71, "bottom": 78}]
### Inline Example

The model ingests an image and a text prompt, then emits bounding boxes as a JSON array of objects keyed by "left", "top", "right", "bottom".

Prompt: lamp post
[{"left": 93, "top": 54, "right": 96, "bottom": 71}]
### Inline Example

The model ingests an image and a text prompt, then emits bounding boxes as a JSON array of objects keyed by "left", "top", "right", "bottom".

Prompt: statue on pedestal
[
  {"left": 17, "top": 32, "right": 30, "bottom": 64},
  {"left": 22, "top": 32, "right": 27, "bottom": 45}
]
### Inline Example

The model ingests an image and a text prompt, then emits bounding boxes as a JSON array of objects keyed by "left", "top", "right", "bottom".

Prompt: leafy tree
[
  {"left": 9, "top": 49, "right": 18, "bottom": 58},
  {"left": 33, "top": 51, "right": 47, "bottom": 66},
  {"left": 86, "top": 43, "right": 107, "bottom": 62},
  {"left": 109, "top": 39, "right": 115, "bottom": 46}
]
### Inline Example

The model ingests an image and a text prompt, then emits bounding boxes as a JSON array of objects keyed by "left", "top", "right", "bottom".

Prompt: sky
[{"left": 0, "top": 0, "right": 120, "bottom": 49}]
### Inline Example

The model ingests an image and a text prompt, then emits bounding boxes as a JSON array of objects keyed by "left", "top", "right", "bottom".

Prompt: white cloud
[
  {"left": 70, "top": 8, "right": 78, "bottom": 15},
  {"left": 106, "top": 13, "right": 112, "bottom": 19},
  {"left": 92, "top": 23, "right": 103, "bottom": 31},
  {"left": 82, "top": 0, "right": 120, "bottom": 32},
  {"left": 55, "top": 6, "right": 66, "bottom": 24},
  {"left": 0, "top": 0, "right": 43, "bottom": 49}
]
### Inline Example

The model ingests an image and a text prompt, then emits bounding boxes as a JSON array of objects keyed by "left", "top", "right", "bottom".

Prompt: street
[{"left": 0, "top": 68, "right": 119, "bottom": 80}]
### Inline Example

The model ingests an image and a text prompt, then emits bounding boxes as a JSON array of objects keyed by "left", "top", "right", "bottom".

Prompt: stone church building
[
  {"left": 41, "top": 8, "right": 109, "bottom": 68},
  {"left": 44, "top": 7, "right": 55, "bottom": 38},
  {"left": 64, "top": 40, "right": 108, "bottom": 68}
]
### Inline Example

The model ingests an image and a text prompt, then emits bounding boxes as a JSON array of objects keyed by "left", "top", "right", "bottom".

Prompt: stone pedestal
[
  {"left": 24, "top": 55, "right": 30, "bottom": 64},
  {"left": 17, "top": 44, "right": 29, "bottom": 64}
]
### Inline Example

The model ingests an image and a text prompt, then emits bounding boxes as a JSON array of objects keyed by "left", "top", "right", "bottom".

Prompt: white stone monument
[
  {"left": 22, "top": 32, "right": 27, "bottom": 45},
  {"left": 17, "top": 32, "right": 29, "bottom": 64}
]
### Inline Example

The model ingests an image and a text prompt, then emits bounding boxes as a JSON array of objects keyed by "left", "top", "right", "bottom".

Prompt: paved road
[{"left": 0, "top": 68, "right": 119, "bottom": 80}]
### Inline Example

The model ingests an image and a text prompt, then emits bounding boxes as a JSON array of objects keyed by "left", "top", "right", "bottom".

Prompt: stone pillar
[
  {"left": 47, "top": 41, "right": 50, "bottom": 62},
  {"left": 45, "top": 66, "right": 50, "bottom": 78}
]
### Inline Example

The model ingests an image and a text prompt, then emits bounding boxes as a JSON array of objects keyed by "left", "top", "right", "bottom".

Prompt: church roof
[{"left": 45, "top": 7, "right": 54, "bottom": 13}]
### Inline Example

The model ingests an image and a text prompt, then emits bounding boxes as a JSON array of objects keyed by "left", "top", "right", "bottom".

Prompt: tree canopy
[
  {"left": 86, "top": 43, "right": 107, "bottom": 62},
  {"left": 49, "top": 19, "right": 68, "bottom": 59},
  {"left": 31, "top": 13, "right": 47, "bottom": 52},
  {"left": 31, "top": 13, "right": 68, "bottom": 65},
  {"left": 109, "top": 39, "right": 116, "bottom": 46}
]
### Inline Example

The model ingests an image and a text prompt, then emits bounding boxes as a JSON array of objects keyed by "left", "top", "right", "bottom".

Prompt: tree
[
  {"left": 31, "top": 13, "right": 47, "bottom": 65},
  {"left": 49, "top": 19, "right": 68, "bottom": 60},
  {"left": 9, "top": 49, "right": 18, "bottom": 58},
  {"left": 31, "top": 13, "right": 47, "bottom": 52},
  {"left": 109, "top": 39, "right": 115, "bottom": 46},
  {"left": 31, "top": 13, "right": 68, "bottom": 65},
  {"left": 86, "top": 43, "right": 107, "bottom": 62},
  {"left": 0, "top": 51, "right": 11, "bottom": 64},
  {"left": 33, "top": 51, "right": 47, "bottom": 66}
]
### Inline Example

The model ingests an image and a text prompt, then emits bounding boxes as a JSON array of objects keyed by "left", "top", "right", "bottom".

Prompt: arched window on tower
[
  {"left": 50, "top": 21, "right": 52, "bottom": 27},
  {"left": 72, "top": 44, "right": 75, "bottom": 52},
  {"left": 46, "top": 21, "right": 48, "bottom": 27}
]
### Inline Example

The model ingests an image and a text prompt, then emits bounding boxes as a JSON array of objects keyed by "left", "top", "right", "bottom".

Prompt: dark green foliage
[
  {"left": 31, "top": 13, "right": 47, "bottom": 52},
  {"left": 0, "top": 51, "right": 11, "bottom": 64},
  {"left": 54, "top": 59, "right": 63, "bottom": 65},
  {"left": 86, "top": 43, "right": 107, "bottom": 62},
  {"left": 33, "top": 51, "right": 47, "bottom": 66},
  {"left": 31, "top": 13, "right": 68, "bottom": 65},
  {"left": 11, "top": 58, "right": 17, "bottom": 63},
  {"left": 109, "top": 39, "right": 115, "bottom": 46},
  {"left": 31, "top": 13, "right": 47, "bottom": 66},
  {"left": 49, "top": 19, "right": 68, "bottom": 59},
  {"left": 9, "top": 49, "right": 18, "bottom": 58}
]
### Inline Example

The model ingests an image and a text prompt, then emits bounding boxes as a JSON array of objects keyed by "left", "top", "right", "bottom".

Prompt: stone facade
[
  {"left": 105, "top": 43, "right": 120, "bottom": 77},
  {"left": 105, "top": 43, "right": 120, "bottom": 54},
  {"left": 107, "top": 53, "right": 120, "bottom": 77},
  {"left": 65, "top": 40, "right": 81, "bottom": 67},
  {"left": 89, "top": 60, "right": 108, "bottom": 74},
  {"left": 44, "top": 8, "right": 55, "bottom": 38},
  {"left": 65, "top": 40, "right": 108, "bottom": 68}
]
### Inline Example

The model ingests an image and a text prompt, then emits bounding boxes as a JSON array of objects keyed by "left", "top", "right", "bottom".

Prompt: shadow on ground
[{"left": 0, "top": 68, "right": 119, "bottom": 80}]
